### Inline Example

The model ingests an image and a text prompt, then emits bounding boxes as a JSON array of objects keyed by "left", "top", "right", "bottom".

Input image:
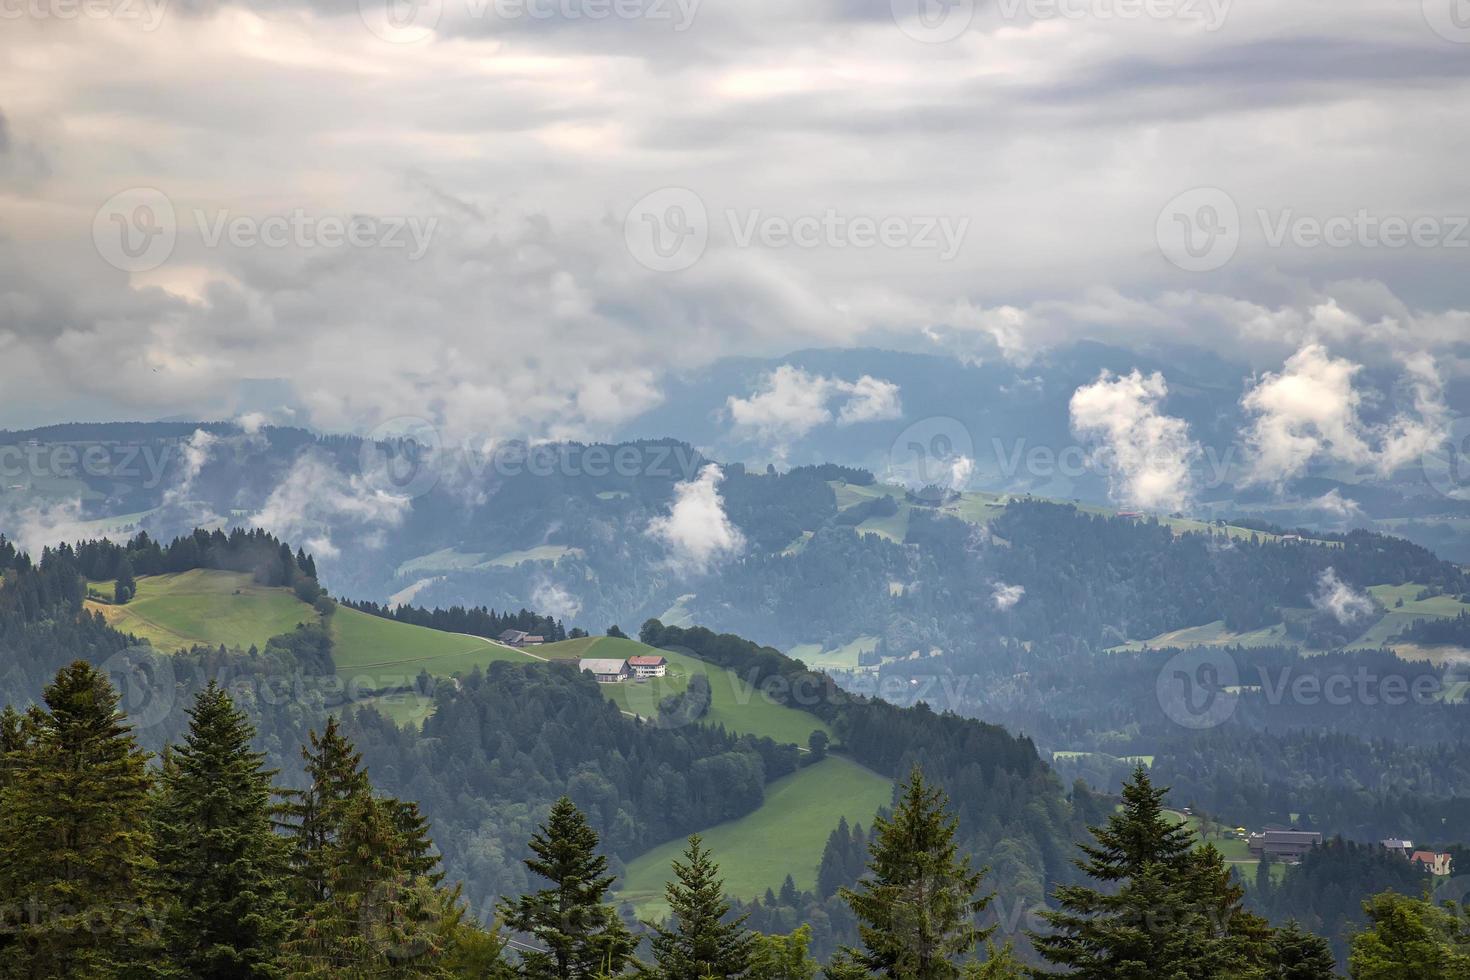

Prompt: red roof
[
  {"left": 1411, "top": 850, "right": 1448, "bottom": 863},
  {"left": 628, "top": 656, "right": 667, "bottom": 666}
]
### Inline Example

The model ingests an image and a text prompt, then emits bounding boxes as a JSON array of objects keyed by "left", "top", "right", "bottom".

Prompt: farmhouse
[
  {"left": 1247, "top": 829, "right": 1322, "bottom": 862},
  {"left": 627, "top": 655, "right": 668, "bottom": 678},
  {"left": 580, "top": 658, "right": 630, "bottom": 683},
  {"left": 1381, "top": 838, "right": 1414, "bottom": 858},
  {"left": 499, "top": 630, "right": 545, "bottom": 647},
  {"left": 1411, "top": 850, "right": 1454, "bottom": 876}
]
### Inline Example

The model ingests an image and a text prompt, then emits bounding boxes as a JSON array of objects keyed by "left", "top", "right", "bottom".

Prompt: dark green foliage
[
  {"left": 115, "top": 556, "right": 136, "bottom": 603},
  {"left": 0, "top": 661, "right": 158, "bottom": 977},
  {"left": 497, "top": 797, "right": 637, "bottom": 978},
  {"left": 1032, "top": 767, "right": 1275, "bottom": 979},
  {"left": 645, "top": 835, "right": 756, "bottom": 979},
  {"left": 1269, "top": 920, "right": 1338, "bottom": 979},
  {"left": 1347, "top": 891, "right": 1470, "bottom": 979},
  {"left": 340, "top": 597, "right": 568, "bottom": 644},
  {"left": 840, "top": 766, "right": 994, "bottom": 979},
  {"left": 153, "top": 682, "right": 291, "bottom": 978}
]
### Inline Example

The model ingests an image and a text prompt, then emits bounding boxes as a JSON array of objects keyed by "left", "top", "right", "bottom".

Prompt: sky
[{"left": 2, "top": 0, "right": 1468, "bottom": 441}]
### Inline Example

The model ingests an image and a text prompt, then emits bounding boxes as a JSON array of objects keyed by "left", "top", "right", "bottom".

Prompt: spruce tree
[
  {"left": 278, "top": 716, "right": 372, "bottom": 909},
  {"left": 153, "top": 682, "right": 291, "bottom": 979},
  {"left": 498, "top": 796, "right": 637, "bottom": 978},
  {"left": 0, "top": 661, "right": 158, "bottom": 977},
  {"left": 646, "top": 835, "right": 755, "bottom": 979},
  {"left": 839, "top": 765, "right": 994, "bottom": 979},
  {"left": 1269, "top": 920, "right": 1336, "bottom": 980},
  {"left": 1032, "top": 766, "right": 1276, "bottom": 978}
]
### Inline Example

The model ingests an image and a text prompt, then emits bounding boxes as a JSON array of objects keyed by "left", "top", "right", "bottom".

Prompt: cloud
[
  {"left": 1, "top": 1, "right": 1468, "bottom": 439},
  {"left": 726, "top": 366, "right": 902, "bottom": 446},
  {"left": 247, "top": 452, "right": 411, "bottom": 561},
  {"left": 1069, "top": 369, "right": 1200, "bottom": 512},
  {"left": 646, "top": 464, "right": 745, "bottom": 574},
  {"left": 1311, "top": 488, "right": 1363, "bottom": 521},
  {"left": 1240, "top": 344, "right": 1449, "bottom": 486},
  {"left": 0, "top": 498, "right": 100, "bottom": 555},
  {"left": 1312, "top": 568, "right": 1375, "bottom": 625},
  {"left": 992, "top": 582, "right": 1025, "bottom": 610},
  {"left": 531, "top": 580, "right": 582, "bottom": 621}
]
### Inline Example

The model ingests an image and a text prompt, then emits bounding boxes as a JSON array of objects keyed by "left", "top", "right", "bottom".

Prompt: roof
[
  {"left": 628, "top": 655, "right": 667, "bottom": 666},
  {"left": 1252, "top": 830, "right": 1321, "bottom": 844},
  {"left": 1382, "top": 838, "right": 1414, "bottom": 848},
  {"left": 499, "top": 629, "right": 528, "bottom": 641},
  {"left": 579, "top": 659, "right": 628, "bottom": 674},
  {"left": 1411, "top": 850, "right": 1449, "bottom": 863}
]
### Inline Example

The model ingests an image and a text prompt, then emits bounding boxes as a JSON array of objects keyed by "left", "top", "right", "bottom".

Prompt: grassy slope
[
  {"left": 540, "top": 636, "right": 832, "bottom": 744},
  {"left": 789, "top": 635, "right": 879, "bottom": 670},
  {"left": 86, "top": 570, "right": 319, "bottom": 652},
  {"left": 395, "top": 545, "right": 581, "bottom": 577},
  {"left": 617, "top": 755, "right": 893, "bottom": 918},
  {"left": 330, "top": 605, "right": 539, "bottom": 688}
]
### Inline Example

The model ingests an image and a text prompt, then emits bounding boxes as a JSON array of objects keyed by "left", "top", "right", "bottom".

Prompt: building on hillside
[
  {"left": 627, "top": 655, "right": 668, "bottom": 678},
  {"left": 1382, "top": 838, "right": 1415, "bottom": 858},
  {"left": 523, "top": 635, "right": 545, "bottom": 645},
  {"left": 580, "top": 658, "right": 630, "bottom": 683},
  {"left": 1411, "top": 851, "right": 1454, "bottom": 876},
  {"left": 499, "top": 629, "right": 528, "bottom": 645},
  {"left": 1247, "top": 829, "right": 1322, "bottom": 863}
]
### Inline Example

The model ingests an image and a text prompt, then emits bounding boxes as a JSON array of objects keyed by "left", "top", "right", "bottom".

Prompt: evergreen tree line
[
  {"left": 70, "top": 529, "right": 320, "bottom": 599},
  {"left": 0, "top": 661, "right": 499, "bottom": 977},
  {"left": 339, "top": 598, "right": 568, "bottom": 644}
]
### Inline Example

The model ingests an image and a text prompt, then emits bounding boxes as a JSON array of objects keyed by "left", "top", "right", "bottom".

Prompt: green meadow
[{"left": 617, "top": 755, "right": 893, "bottom": 919}]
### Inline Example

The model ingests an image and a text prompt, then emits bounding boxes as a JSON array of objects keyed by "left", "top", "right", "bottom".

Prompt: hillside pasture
[
  {"left": 85, "top": 570, "right": 319, "bottom": 652},
  {"left": 617, "top": 755, "right": 893, "bottom": 919},
  {"left": 539, "top": 636, "right": 832, "bottom": 745}
]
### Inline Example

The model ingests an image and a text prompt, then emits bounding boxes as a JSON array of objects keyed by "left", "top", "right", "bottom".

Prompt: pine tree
[
  {"left": 498, "top": 796, "right": 637, "bottom": 978},
  {"left": 0, "top": 661, "right": 158, "bottom": 977},
  {"left": 1032, "top": 766, "right": 1276, "bottom": 978},
  {"left": 1269, "top": 920, "right": 1336, "bottom": 980},
  {"left": 153, "top": 682, "right": 291, "bottom": 979},
  {"left": 1348, "top": 891, "right": 1470, "bottom": 980},
  {"left": 114, "top": 556, "right": 136, "bottom": 604},
  {"left": 278, "top": 716, "right": 372, "bottom": 910},
  {"left": 646, "top": 835, "right": 755, "bottom": 979},
  {"left": 839, "top": 765, "right": 994, "bottom": 979}
]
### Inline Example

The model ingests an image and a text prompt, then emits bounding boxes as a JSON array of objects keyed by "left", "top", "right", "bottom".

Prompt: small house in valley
[
  {"left": 580, "top": 658, "right": 630, "bottom": 683},
  {"left": 1247, "top": 829, "right": 1322, "bottom": 863},
  {"left": 628, "top": 655, "right": 668, "bottom": 678},
  {"left": 1410, "top": 850, "right": 1453, "bottom": 876}
]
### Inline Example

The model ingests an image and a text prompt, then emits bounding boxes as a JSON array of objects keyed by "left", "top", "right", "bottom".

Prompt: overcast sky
[{"left": 2, "top": 0, "right": 1468, "bottom": 438}]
